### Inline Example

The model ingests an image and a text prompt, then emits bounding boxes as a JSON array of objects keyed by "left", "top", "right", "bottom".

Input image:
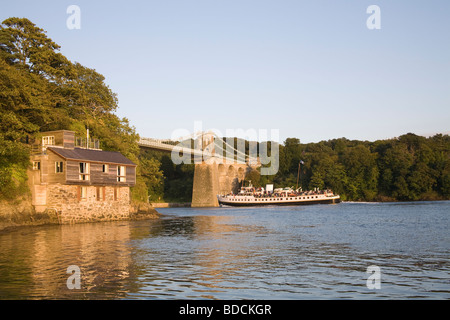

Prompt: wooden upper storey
[{"left": 30, "top": 130, "right": 136, "bottom": 187}]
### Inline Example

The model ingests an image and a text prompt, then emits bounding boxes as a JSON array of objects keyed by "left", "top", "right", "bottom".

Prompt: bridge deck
[{"left": 138, "top": 138, "right": 258, "bottom": 165}]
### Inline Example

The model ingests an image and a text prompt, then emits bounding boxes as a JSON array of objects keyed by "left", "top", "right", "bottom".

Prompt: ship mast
[{"left": 296, "top": 160, "right": 304, "bottom": 190}]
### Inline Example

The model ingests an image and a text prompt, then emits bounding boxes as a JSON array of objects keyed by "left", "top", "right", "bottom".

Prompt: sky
[{"left": 1, "top": 0, "right": 449, "bottom": 143}]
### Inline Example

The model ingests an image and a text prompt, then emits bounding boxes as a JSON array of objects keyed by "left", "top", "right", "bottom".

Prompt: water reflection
[
  {"left": 0, "top": 202, "right": 449, "bottom": 299},
  {"left": 0, "top": 222, "right": 137, "bottom": 299},
  {"left": 131, "top": 215, "right": 377, "bottom": 299},
  {"left": 131, "top": 215, "right": 267, "bottom": 299}
]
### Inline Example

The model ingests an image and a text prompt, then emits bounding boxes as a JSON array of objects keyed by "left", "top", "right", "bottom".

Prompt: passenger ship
[{"left": 217, "top": 183, "right": 340, "bottom": 207}]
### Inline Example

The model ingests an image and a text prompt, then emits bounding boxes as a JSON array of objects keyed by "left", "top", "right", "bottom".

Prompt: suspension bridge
[
  {"left": 137, "top": 131, "right": 261, "bottom": 207},
  {"left": 138, "top": 130, "right": 259, "bottom": 165}
]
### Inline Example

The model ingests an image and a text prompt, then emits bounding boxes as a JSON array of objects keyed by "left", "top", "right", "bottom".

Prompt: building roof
[{"left": 47, "top": 147, "right": 137, "bottom": 166}]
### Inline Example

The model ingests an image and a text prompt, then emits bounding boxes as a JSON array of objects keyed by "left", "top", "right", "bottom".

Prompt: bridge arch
[
  {"left": 138, "top": 134, "right": 260, "bottom": 206},
  {"left": 218, "top": 163, "right": 226, "bottom": 176},
  {"left": 227, "top": 165, "right": 236, "bottom": 178}
]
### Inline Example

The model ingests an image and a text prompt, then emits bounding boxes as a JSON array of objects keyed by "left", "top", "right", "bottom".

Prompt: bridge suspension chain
[
  {"left": 141, "top": 130, "right": 257, "bottom": 163},
  {"left": 170, "top": 131, "right": 248, "bottom": 160}
]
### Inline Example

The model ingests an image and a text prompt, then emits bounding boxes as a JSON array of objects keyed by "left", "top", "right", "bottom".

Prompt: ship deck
[{"left": 217, "top": 194, "right": 340, "bottom": 206}]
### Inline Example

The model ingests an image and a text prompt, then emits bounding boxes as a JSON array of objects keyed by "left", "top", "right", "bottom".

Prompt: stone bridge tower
[
  {"left": 138, "top": 131, "right": 260, "bottom": 208},
  {"left": 191, "top": 132, "right": 252, "bottom": 207},
  {"left": 191, "top": 161, "right": 250, "bottom": 207}
]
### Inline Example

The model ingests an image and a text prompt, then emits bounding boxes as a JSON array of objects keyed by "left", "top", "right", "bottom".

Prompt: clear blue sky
[{"left": 2, "top": 0, "right": 449, "bottom": 143}]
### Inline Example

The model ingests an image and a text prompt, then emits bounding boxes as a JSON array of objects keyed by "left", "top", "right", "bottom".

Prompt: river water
[{"left": 0, "top": 201, "right": 448, "bottom": 300}]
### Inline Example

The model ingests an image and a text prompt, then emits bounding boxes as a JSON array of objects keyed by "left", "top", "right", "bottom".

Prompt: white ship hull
[{"left": 217, "top": 193, "right": 340, "bottom": 207}]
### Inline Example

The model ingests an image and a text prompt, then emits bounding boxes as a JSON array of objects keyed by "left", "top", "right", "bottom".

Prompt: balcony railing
[
  {"left": 31, "top": 145, "right": 46, "bottom": 155},
  {"left": 30, "top": 136, "right": 101, "bottom": 154},
  {"left": 75, "top": 137, "right": 100, "bottom": 150}
]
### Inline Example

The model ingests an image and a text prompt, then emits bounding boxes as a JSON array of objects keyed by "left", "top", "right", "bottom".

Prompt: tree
[
  {"left": 441, "top": 169, "right": 450, "bottom": 198},
  {"left": 67, "top": 62, "right": 118, "bottom": 121},
  {"left": 246, "top": 168, "right": 261, "bottom": 187},
  {"left": 377, "top": 142, "right": 414, "bottom": 200},
  {"left": 309, "top": 171, "right": 324, "bottom": 189},
  {"left": 0, "top": 17, "right": 72, "bottom": 82},
  {"left": 138, "top": 156, "right": 164, "bottom": 202},
  {"left": 341, "top": 145, "right": 379, "bottom": 200},
  {"left": 0, "top": 17, "right": 144, "bottom": 202}
]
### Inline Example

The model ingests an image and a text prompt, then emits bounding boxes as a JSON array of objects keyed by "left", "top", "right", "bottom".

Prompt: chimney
[{"left": 86, "top": 128, "right": 90, "bottom": 149}]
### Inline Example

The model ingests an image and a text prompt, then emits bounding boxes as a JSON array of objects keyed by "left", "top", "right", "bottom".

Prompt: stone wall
[
  {"left": 191, "top": 162, "right": 251, "bottom": 207},
  {"left": 46, "top": 184, "right": 131, "bottom": 224},
  {"left": 191, "top": 163, "right": 220, "bottom": 207},
  {"left": 217, "top": 163, "right": 248, "bottom": 195}
]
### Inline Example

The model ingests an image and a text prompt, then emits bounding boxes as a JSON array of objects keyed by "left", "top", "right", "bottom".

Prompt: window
[
  {"left": 114, "top": 187, "right": 119, "bottom": 201},
  {"left": 117, "top": 166, "right": 126, "bottom": 182},
  {"left": 102, "top": 164, "right": 109, "bottom": 173},
  {"left": 96, "top": 187, "right": 105, "bottom": 201},
  {"left": 79, "top": 162, "right": 90, "bottom": 181},
  {"left": 78, "top": 186, "right": 87, "bottom": 201},
  {"left": 55, "top": 161, "right": 64, "bottom": 173},
  {"left": 33, "top": 161, "right": 40, "bottom": 170},
  {"left": 42, "top": 136, "right": 55, "bottom": 146}
]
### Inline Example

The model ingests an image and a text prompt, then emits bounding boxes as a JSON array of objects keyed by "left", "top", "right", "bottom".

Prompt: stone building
[{"left": 28, "top": 130, "right": 137, "bottom": 224}]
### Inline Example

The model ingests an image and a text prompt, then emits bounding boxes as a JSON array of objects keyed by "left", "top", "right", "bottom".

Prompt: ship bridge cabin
[{"left": 29, "top": 130, "right": 137, "bottom": 223}]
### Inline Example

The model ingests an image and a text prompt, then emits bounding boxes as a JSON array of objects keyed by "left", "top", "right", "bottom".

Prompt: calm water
[{"left": 0, "top": 201, "right": 449, "bottom": 299}]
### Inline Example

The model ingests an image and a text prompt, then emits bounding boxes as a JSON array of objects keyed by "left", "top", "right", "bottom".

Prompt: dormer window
[{"left": 42, "top": 136, "right": 55, "bottom": 146}]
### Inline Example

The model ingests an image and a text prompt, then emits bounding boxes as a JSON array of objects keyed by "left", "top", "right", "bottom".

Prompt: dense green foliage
[
  {"left": 138, "top": 149, "right": 194, "bottom": 203},
  {"left": 0, "top": 17, "right": 151, "bottom": 200},
  {"left": 1, "top": 18, "right": 449, "bottom": 203},
  {"left": 258, "top": 134, "right": 450, "bottom": 201}
]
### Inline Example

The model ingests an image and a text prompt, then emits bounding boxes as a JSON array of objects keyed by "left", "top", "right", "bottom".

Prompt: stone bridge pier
[
  {"left": 138, "top": 133, "right": 260, "bottom": 208},
  {"left": 191, "top": 160, "right": 250, "bottom": 207}
]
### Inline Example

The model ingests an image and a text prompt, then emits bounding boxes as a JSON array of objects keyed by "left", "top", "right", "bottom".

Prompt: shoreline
[
  {"left": 0, "top": 199, "right": 162, "bottom": 232},
  {"left": 1, "top": 198, "right": 449, "bottom": 233},
  {"left": 151, "top": 202, "right": 191, "bottom": 208},
  {"left": 342, "top": 199, "right": 450, "bottom": 204}
]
